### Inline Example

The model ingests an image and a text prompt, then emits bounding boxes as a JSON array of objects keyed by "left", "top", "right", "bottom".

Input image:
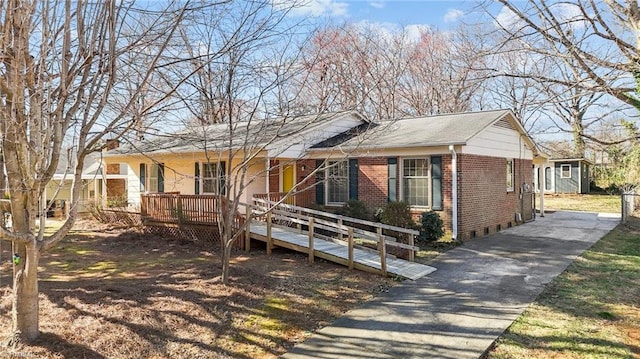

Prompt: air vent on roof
[{"left": 494, "top": 118, "right": 515, "bottom": 130}]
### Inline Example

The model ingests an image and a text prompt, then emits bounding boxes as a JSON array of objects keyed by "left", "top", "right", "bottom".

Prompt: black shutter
[
  {"left": 349, "top": 159, "right": 358, "bottom": 200},
  {"left": 219, "top": 162, "right": 226, "bottom": 195},
  {"left": 387, "top": 157, "right": 397, "bottom": 202},
  {"left": 431, "top": 156, "right": 443, "bottom": 210},
  {"left": 315, "top": 159, "right": 325, "bottom": 205},
  {"left": 139, "top": 163, "right": 146, "bottom": 192},
  {"left": 158, "top": 163, "right": 165, "bottom": 193},
  {"left": 194, "top": 162, "right": 200, "bottom": 194}
]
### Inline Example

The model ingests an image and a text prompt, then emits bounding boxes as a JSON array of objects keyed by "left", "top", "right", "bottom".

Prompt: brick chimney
[{"left": 106, "top": 139, "right": 119, "bottom": 150}]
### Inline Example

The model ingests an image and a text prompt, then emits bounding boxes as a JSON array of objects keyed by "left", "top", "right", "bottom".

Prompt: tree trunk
[
  {"left": 0, "top": 149, "right": 6, "bottom": 196},
  {"left": 221, "top": 240, "right": 233, "bottom": 284},
  {"left": 7, "top": 189, "right": 41, "bottom": 343},
  {"left": 10, "top": 241, "right": 39, "bottom": 343},
  {"left": 220, "top": 204, "right": 234, "bottom": 284},
  {"left": 572, "top": 121, "right": 586, "bottom": 158}
]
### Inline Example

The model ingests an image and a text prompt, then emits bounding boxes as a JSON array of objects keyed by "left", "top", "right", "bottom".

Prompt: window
[
  {"left": 202, "top": 162, "right": 222, "bottom": 194},
  {"left": 326, "top": 160, "right": 348, "bottom": 204},
  {"left": 403, "top": 158, "right": 429, "bottom": 206},
  {"left": 140, "top": 163, "right": 146, "bottom": 192},
  {"left": 149, "top": 163, "right": 164, "bottom": 192},
  {"left": 140, "top": 163, "right": 163, "bottom": 193},
  {"left": 561, "top": 164, "right": 571, "bottom": 178},
  {"left": 506, "top": 159, "right": 514, "bottom": 192},
  {"left": 544, "top": 166, "right": 552, "bottom": 191}
]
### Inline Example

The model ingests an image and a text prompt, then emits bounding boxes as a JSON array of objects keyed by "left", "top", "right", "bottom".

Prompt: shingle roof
[
  {"left": 106, "top": 109, "right": 532, "bottom": 157},
  {"left": 109, "top": 111, "right": 363, "bottom": 156},
  {"left": 314, "top": 109, "right": 514, "bottom": 150},
  {"left": 53, "top": 152, "right": 102, "bottom": 179}
]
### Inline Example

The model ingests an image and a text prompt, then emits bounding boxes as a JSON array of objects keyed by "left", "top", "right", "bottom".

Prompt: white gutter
[{"left": 449, "top": 145, "right": 458, "bottom": 240}]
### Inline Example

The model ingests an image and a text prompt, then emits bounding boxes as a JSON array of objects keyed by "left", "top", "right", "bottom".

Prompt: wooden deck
[
  {"left": 249, "top": 222, "right": 436, "bottom": 280},
  {"left": 139, "top": 194, "right": 437, "bottom": 280}
]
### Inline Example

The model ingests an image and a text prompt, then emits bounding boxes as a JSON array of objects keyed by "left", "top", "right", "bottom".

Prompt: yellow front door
[{"left": 282, "top": 164, "right": 295, "bottom": 204}]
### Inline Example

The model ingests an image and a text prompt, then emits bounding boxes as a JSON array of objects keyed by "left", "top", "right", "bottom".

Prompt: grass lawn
[
  {"left": 483, "top": 224, "right": 640, "bottom": 359},
  {"left": 543, "top": 194, "right": 621, "bottom": 213},
  {"left": 0, "top": 219, "right": 393, "bottom": 359}
]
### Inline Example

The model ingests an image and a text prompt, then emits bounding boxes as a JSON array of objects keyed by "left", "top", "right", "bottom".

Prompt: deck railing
[
  {"left": 140, "top": 193, "right": 245, "bottom": 236},
  {"left": 141, "top": 193, "right": 220, "bottom": 224},
  {"left": 250, "top": 198, "right": 420, "bottom": 270}
]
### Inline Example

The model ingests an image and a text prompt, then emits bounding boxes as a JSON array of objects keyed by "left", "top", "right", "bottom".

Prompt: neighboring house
[
  {"left": 46, "top": 143, "right": 127, "bottom": 214},
  {"left": 534, "top": 158, "right": 591, "bottom": 194},
  {"left": 103, "top": 109, "right": 545, "bottom": 241}
]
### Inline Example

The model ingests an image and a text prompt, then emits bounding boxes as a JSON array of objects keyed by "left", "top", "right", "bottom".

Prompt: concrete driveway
[{"left": 282, "top": 211, "right": 620, "bottom": 359}]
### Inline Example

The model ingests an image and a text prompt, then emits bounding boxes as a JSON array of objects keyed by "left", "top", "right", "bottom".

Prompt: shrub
[
  {"left": 373, "top": 207, "right": 384, "bottom": 222},
  {"left": 338, "top": 199, "right": 371, "bottom": 220},
  {"left": 379, "top": 201, "right": 415, "bottom": 228},
  {"left": 418, "top": 210, "right": 444, "bottom": 242}
]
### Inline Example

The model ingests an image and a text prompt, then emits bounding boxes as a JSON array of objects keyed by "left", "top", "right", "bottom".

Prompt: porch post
[
  {"left": 93, "top": 178, "right": 98, "bottom": 203},
  {"left": 265, "top": 157, "right": 270, "bottom": 203},
  {"left": 101, "top": 162, "right": 108, "bottom": 208},
  {"left": 540, "top": 164, "right": 546, "bottom": 217}
]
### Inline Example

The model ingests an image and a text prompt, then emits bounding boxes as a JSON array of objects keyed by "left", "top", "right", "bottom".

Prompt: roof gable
[{"left": 311, "top": 109, "right": 535, "bottom": 151}]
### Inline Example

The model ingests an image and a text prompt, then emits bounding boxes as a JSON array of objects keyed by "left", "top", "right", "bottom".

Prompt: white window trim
[
  {"left": 139, "top": 163, "right": 148, "bottom": 193},
  {"left": 400, "top": 157, "right": 431, "bottom": 208},
  {"left": 506, "top": 159, "right": 515, "bottom": 192},
  {"left": 560, "top": 164, "right": 571, "bottom": 179},
  {"left": 325, "top": 160, "right": 349, "bottom": 206}
]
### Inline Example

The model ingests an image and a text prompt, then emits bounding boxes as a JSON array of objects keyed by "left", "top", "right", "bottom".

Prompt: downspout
[
  {"left": 265, "top": 157, "right": 270, "bottom": 202},
  {"left": 449, "top": 145, "right": 458, "bottom": 241},
  {"left": 539, "top": 164, "right": 545, "bottom": 217}
]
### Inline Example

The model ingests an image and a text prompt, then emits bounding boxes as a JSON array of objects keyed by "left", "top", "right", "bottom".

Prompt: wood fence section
[{"left": 92, "top": 208, "right": 142, "bottom": 227}]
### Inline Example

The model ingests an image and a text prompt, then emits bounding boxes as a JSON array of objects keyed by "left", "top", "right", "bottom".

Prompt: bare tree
[
  {"left": 400, "top": 26, "right": 485, "bottom": 116},
  {"left": 290, "top": 23, "right": 488, "bottom": 121},
  {"left": 486, "top": 0, "right": 640, "bottom": 143},
  {"left": 0, "top": 0, "right": 192, "bottom": 343},
  {"left": 172, "top": 0, "right": 321, "bottom": 284}
]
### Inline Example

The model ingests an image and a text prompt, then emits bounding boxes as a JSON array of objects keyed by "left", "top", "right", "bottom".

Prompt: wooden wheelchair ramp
[{"left": 248, "top": 222, "right": 436, "bottom": 281}]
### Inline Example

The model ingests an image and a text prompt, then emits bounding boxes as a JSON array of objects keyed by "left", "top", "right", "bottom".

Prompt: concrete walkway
[{"left": 282, "top": 211, "right": 620, "bottom": 359}]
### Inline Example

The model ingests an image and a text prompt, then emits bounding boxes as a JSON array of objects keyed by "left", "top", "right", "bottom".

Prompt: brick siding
[
  {"left": 267, "top": 154, "right": 532, "bottom": 242},
  {"left": 357, "top": 157, "right": 388, "bottom": 209},
  {"left": 457, "top": 154, "right": 532, "bottom": 240},
  {"left": 268, "top": 160, "right": 279, "bottom": 193},
  {"left": 357, "top": 155, "right": 454, "bottom": 233},
  {"left": 296, "top": 159, "right": 316, "bottom": 207}
]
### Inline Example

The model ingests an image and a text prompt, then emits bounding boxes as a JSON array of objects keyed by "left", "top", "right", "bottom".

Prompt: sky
[{"left": 288, "top": 0, "right": 489, "bottom": 30}]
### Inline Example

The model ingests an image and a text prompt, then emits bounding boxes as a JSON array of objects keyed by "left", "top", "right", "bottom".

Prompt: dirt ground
[{"left": 0, "top": 219, "right": 393, "bottom": 358}]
